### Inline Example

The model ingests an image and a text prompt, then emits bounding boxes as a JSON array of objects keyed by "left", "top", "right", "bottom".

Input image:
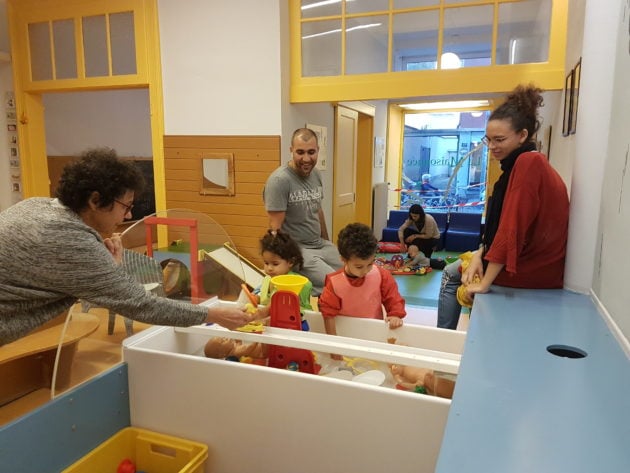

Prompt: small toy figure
[
  {"left": 204, "top": 336, "right": 268, "bottom": 361},
  {"left": 389, "top": 364, "right": 455, "bottom": 399}
]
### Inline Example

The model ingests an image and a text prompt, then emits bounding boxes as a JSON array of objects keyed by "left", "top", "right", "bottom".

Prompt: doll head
[{"left": 204, "top": 337, "right": 237, "bottom": 358}]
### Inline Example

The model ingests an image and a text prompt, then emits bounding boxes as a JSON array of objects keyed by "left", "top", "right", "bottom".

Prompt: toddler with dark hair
[
  {"left": 319, "top": 223, "right": 406, "bottom": 356},
  {"left": 253, "top": 230, "right": 313, "bottom": 329}
]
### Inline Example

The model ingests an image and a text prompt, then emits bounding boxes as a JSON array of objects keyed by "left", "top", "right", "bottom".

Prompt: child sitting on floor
[
  {"left": 253, "top": 229, "right": 313, "bottom": 330},
  {"left": 406, "top": 244, "right": 446, "bottom": 270},
  {"left": 319, "top": 223, "right": 406, "bottom": 358}
]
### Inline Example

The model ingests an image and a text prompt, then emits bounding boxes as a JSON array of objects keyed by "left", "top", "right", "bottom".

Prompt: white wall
[
  {"left": 43, "top": 90, "right": 152, "bottom": 156},
  {"left": 157, "top": 0, "right": 282, "bottom": 136},
  {"left": 590, "top": 0, "right": 630, "bottom": 336},
  {"left": 564, "top": 0, "right": 616, "bottom": 295}
]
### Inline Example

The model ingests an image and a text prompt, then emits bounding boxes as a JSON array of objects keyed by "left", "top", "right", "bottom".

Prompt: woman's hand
[
  {"left": 465, "top": 281, "right": 490, "bottom": 300},
  {"left": 207, "top": 306, "right": 251, "bottom": 330},
  {"left": 399, "top": 242, "right": 407, "bottom": 252},
  {"left": 405, "top": 234, "right": 421, "bottom": 244},
  {"left": 461, "top": 251, "right": 484, "bottom": 285},
  {"left": 103, "top": 233, "right": 123, "bottom": 264}
]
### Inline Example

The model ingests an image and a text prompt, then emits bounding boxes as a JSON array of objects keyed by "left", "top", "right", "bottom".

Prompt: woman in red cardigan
[{"left": 437, "top": 84, "right": 570, "bottom": 330}]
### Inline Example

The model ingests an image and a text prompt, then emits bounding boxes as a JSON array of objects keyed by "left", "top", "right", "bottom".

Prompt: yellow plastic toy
[
  {"left": 270, "top": 274, "right": 309, "bottom": 295},
  {"left": 456, "top": 251, "right": 481, "bottom": 308}
]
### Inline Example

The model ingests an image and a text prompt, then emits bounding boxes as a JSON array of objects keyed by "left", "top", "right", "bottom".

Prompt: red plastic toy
[
  {"left": 117, "top": 458, "right": 136, "bottom": 473},
  {"left": 267, "top": 290, "right": 317, "bottom": 374}
]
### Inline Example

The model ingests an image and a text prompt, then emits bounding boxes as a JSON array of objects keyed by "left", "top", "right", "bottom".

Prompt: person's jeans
[{"left": 437, "top": 260, "right": 463, "bottom": 330}]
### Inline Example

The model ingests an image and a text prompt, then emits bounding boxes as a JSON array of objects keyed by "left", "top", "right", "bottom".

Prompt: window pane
[
  {"left": 443, "top": 6, "right": 492, "bottom": 69},
  {"left": 402, "top": 111, "right": 488, "bottom": 212},
  {"left": 346, "top": 0, "right": 388, "bottom": 14},
  {"left": 28, "top": 22, "right": 53, "bottom": 81},
  {"left": 346, "top": 15, "right": 388, "bottom": 74},
  {"left": 52, "top": 19, "right": 77, "bottom": 79},
  {"left": 496, "top": 0, "right": 551, "bottom": 65},
  {"left": 302, "top": 20, "right": 342, "bottom": 76},
  {"left": 393, "top": 10, "right": 439, "bottom": 71},
  {"left": 301, "top": 0, "right": 341, "bottom": 19},
  {"left": 394, "top": 0, "right": 438, "bottom": 8},
  {"left": 110, "top": 11, "right": 136, "bottom": 75},
  {"left": 82, "top": 15, "right": 109, "bottom": 77}
]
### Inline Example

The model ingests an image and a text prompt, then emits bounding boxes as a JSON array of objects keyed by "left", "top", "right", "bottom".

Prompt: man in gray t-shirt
[{"left": 263, "top": 128, "right": 342, "bottom": 295}]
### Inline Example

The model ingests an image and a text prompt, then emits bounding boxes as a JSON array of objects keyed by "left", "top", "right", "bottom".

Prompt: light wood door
[{"left": 332, "top": 106, "right": 358, "bottom": 242}]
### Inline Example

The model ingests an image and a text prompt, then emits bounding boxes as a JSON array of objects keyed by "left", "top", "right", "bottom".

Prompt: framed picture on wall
[
  {"left": 562, "top": 70, "right": 574, "bottom": 137},
  {"left": 570, "top": 58, "right": 581, "bottom": 135}
]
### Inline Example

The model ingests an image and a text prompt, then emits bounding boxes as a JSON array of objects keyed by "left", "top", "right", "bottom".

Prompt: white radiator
[{"left": 372, "top": 182, "right": 389, "bottom": 240}]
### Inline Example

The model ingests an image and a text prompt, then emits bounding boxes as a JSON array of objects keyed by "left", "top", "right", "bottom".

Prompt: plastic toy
[
  {"left": 204, "top": 336, "right": 268, "bottom": 361},
  {"left": 390, "top": 364, "right": 456, "bottom": 399},
  {"left": 374, "top": 256, "right": 432, "bottom": 276},
  {"left": 117, "top": 458, "right": 136, "bottom": 473}
]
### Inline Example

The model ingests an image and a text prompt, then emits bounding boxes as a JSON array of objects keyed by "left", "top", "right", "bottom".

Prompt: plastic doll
[{"left": 204, "top": 336, "right": 268, "bottom": 361}]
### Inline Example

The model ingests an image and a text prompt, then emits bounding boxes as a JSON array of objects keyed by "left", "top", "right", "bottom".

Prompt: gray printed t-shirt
[{"left": 263, "top": 165, "right": 324, "bottom": 249}]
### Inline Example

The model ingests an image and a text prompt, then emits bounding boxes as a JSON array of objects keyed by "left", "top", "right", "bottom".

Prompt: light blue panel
[
  {"left": 0, "top": 364, "right": 130, "bottom": 473},
  {"left": 436, "top": 288, "right": 630, "bottom": 472}
]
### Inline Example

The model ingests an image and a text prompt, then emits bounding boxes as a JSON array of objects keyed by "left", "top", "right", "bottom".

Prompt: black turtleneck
[{"left": 482, "top": 141, "right": 537, "bottom": 253}]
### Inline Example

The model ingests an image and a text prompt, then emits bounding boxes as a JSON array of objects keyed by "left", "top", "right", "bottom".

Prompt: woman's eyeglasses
[{"left": 114, "top": 199, "right": 134, "bottom": 214}]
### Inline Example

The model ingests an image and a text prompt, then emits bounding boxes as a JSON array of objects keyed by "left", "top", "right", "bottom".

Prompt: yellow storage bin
[{"left": 62, "top": 427, "right": 208, "bottom": 473}]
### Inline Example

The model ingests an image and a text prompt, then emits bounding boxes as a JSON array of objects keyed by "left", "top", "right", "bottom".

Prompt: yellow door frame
[{"left": 7, "top": 0, "right": 166, "bottom": 214}]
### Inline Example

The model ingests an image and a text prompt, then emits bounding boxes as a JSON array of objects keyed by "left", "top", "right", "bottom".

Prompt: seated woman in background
[{"left": 397, "top": 204, "right": 440, "bottom": 257}]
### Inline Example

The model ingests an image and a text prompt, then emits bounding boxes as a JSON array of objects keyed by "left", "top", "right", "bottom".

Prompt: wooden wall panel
[{"left": 163, "top": 135, "right": 280, "bottom": 268}]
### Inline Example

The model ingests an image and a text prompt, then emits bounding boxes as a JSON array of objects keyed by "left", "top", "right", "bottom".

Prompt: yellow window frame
[{"left": 290, "top": 0, "right": 569, "bottom": 102}]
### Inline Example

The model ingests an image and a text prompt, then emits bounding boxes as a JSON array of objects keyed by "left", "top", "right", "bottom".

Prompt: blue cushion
[{"left": 444, "top": 212, "right": 482, "bottom": 252}]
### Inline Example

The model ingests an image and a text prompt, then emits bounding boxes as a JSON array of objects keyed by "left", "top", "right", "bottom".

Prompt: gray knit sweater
[{"left": 0, "top": 198, "right": 207, "bottom": 345}]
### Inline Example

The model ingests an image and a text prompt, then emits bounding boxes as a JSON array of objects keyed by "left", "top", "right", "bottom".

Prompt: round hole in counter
[{"left": 546, "top": 344, "right": 587, "bottom": 359}]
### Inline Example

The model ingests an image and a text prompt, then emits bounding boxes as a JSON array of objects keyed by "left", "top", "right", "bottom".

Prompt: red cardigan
[{"left": 485, "top": 152, "right": 569, "bottom": 288}]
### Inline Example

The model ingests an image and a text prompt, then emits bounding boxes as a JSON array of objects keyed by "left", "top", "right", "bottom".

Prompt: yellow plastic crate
[{"left": 62, "top": 427, "right": 208, "bottom": 473}]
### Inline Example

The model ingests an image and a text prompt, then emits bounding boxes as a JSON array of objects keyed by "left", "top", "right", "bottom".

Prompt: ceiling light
[
  {"left": 302, "top": 23, "right": 381, "bottom": 40},
  {"left": 301, "top": 0, "right": 354, "bottom": 10},
  {"left": 398, "top": 100, "right": 489, "bottom": 111},
  {"left": 440, "top": 52, "right": 462, "bottom": 69}
]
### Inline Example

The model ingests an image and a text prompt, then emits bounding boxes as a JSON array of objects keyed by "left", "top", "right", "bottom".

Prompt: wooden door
[{"left": 332, "top": 106, "right": 358, "bottom": 242}]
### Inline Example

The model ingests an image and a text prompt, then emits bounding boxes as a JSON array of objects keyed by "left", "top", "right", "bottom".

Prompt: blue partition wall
[{"left": 0, "top": 364, "right": 131, "bottom": 473}]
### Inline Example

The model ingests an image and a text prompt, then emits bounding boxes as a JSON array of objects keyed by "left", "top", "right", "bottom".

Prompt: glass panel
[
  {"left": 301, "top": 19, "right": 342, "bottom": 76},
  {"left": 401, "top": 111, "right": 488, "bottom": 212},
  {"left": 346, "top": 0, "right": 388, "bottom": 14},
  {"left": 110, "top": 11, "right": 137, "bottom": 75},
  {"left": 52, "top": 19, "right": 77, "bottom": 79},
  {"left": 496, "top": 0, "right": 551, "bottom": 65},
  {"left": 82, "top": 15, "right": 109, "bottom": 77},
  {"left": 28, "top": 22, "right": 53, "bottom": 81},
  {"left": 301, "top": 0, "right": 342, "bottom": 19},
  {"left": 394, "top": 0, "right": 438, "bottom": 8},
  {"left": 443, "top": 6, "right": 492, "bottom": 69},
  {"left": 345, "top": 15, "right": 388, "bottom": 74},
  {"left": 392, "top": 10, "right": 439, "bottom": 71}
]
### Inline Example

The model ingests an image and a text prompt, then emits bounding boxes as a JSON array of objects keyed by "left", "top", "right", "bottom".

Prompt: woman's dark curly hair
[
  {"left": 260, "top": 229, "right": 305, "bottom": 270},
  {"left": 337, "top": 223, "right": 378, "bottom": 260},
  {"left": 56, "top": 148, "right": 145, "bottom": 213},
  {"left": 489, "top": 83, "right": 544, "bottom": 142}
]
